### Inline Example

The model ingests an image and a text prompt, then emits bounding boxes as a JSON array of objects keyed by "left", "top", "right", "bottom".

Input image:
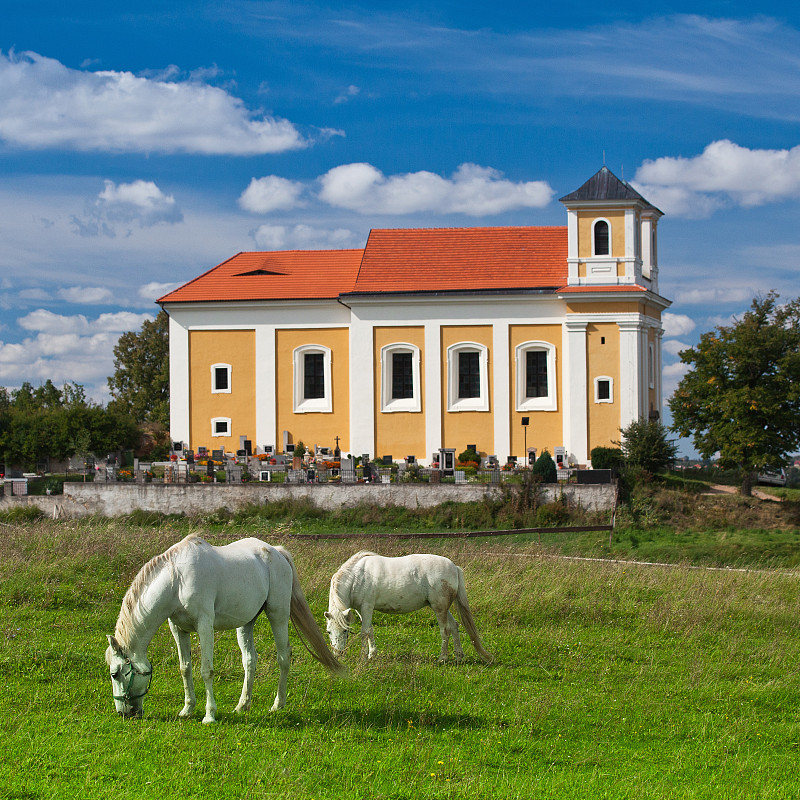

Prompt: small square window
[{"left": 211, "top": 417, "right": 231, "bottom": 437}]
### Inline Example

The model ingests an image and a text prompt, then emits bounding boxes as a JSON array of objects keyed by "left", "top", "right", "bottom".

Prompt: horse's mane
[
  {"left": 329, "top": 551, "right": 377, "bottom": 614},
  {"left": 114, "top": 534, "right": 202, "bottom": 648}
]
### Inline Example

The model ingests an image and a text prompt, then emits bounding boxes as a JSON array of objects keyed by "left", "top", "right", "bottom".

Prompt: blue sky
[{"left": 2, "top": 2, "right": 799, "bottom": 454}]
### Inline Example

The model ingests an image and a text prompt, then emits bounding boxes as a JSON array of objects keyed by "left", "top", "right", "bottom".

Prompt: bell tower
[{"left": 559, "top": 166, "right": 662, "bottom": 293}]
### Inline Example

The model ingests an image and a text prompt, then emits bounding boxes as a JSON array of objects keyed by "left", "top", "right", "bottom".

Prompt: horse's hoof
[
  {"left": 202, "top": 715, "right": 217, "bottom": 724},
  {"left": 234, "top": 704, "right": 250, "bottom": 715}
]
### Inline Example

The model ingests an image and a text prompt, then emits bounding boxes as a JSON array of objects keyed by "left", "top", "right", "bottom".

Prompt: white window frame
[
  {"left": 515, "top": 341, "right": 557, "bottom": 412},
  {"left": 211, "top": 417, "right": 231, "bottom": 437},
  {"left": 293, "top": 344, "right": 332, "bottom": 413},
  {"left": 380, "top": 343, "right": 421, "bottom": 413},
  {"left": 211, "top": 363, "right": 232, "bottom": 394},
  {"left": 594, "top": 376, "right": 614, "bottom": 404},
  {"left": 592, "top": 218, "right": 612, "bottom": 257},
  {"left": 447, "top": 342, "right": 489, "bottom": 412}
]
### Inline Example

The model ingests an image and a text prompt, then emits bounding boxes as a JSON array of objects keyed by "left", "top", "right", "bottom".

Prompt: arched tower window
[{"left": 593, "top": 219, "right": 610, "bottom": 256}]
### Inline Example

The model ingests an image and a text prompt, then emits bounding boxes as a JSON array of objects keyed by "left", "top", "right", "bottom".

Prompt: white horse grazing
[
  {"left": 325, "top": 551, "right": 492, "bottom": 664},
  {"left": 105, "top": 534, "right": 344, "bottom": 723}
]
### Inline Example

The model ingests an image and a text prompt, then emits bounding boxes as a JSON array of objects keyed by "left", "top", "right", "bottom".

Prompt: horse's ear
[{"left": 107, "top": 635, "right": 124, "bottom": 656}]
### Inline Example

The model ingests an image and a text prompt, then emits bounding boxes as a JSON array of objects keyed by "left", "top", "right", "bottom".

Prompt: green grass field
[{"left": 2, "top": 515, "right": 800, "bottom": 799}]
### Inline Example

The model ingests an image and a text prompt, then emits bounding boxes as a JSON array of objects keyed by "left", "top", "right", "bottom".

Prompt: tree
[
  {"left": 616, "top": 418, "right": 679, "bottom": 474},
  {"left": 107, "top": 310, "right": 170, "bottom": 427},
  {"left": 669, "top": 293, "right": 800, "bottom": 495}
]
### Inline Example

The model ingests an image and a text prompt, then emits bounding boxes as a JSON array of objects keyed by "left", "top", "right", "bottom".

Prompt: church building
[{"left": 159, "top": 167, "right": 669, "bottom": 466}]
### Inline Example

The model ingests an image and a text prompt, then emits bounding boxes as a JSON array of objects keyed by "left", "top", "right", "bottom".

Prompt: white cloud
[
  {"left": 252, "top": 224, "right": 362, "bottom": 250},
  {"left": 334, "top": 85, "right": 360, "bottom": 104},
  {"left": 17, "top": 309, "right": 152, "bottom": 336},
  {"left": 0, "top": 50, "right": 308, "bottom": 155},
  {"left": 19, "top": 288, "right": 52, "bottom": 301},
  {"left": 662, "top": 339, "right": 689, "bottom": 357},
  {"left": 661, "top": 312, "right": 696, "bottom": 338},
  {"left": 634, "top": 140, "right": 800, "bottom": 217},
  {"left": 673, "top": 286, "right": 754, "bottom": 305},
  {"left": 238, "top": 176, "right": 306, "bottom": 214},
  {"left": 318, "top": 162, "right": 554, "bottom": 216},
  {"left": 57, "top": 286, "right": 115, "bottom": 304},
  {"left": 71, "top": 180, "right": 183, "bottom": 237},
  {"left": 139, "top": 282, "right": 182, "bottom": 302}
]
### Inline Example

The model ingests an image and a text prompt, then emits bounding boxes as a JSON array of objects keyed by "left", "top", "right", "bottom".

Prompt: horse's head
[
  {"left": 105, "top": 635, "right": 152, "bottom": 718},
  {"left": 323, "top": 609, "right": 356, "bottom": 656}
]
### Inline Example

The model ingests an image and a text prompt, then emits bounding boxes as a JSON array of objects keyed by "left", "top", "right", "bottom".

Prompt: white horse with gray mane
[
  {"left": 325, "top": 551, "right": 492, "bottom": 664},
  {"left": 105, "top": 534, "right": 344, "bottom": 723}
]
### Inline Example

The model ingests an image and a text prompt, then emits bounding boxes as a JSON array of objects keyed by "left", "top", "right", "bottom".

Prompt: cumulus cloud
[
  {"left": 673, "top": 286, "right": 753, "bottom": 305},
  {"left": 17, "top": 309, "right": 153, "bottom": 336},
  {"left": 0, "top": 50, "right": 308, "bottom": 155},
  {"left": 633, "top": 140, "right": 800, "bottom": 217},
  {"left": 139, "top": 282, "right": 182, "bottom": 302},
  {"left": 238, "top": 176, "right": 306, "bottom": 214},
  {"left": 661, "top": 312, "right": 696, "bottom": 338},
  {"left": 57, "top": 286, "right": 116, "bottom": 304},
  {"left": 0, "top": 309, "right": 155, "bottom": 400},
  {"left": 252, "top": 224, "right": 362, "bottom": 250},
  {"left": 72, "top": 180, "right": 182, "bottom": 237},
  {"left": 318, "top": 162, "right": 554, "bottom": 216},
  {"left": 662, "top": 339, "right": 689, "bottom": 357}
]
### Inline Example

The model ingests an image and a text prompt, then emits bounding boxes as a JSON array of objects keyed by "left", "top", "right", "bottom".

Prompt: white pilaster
[
  {"left": 168, "top": 316, "right": 190, "bottom": 446},
  {"left": 564, "top": 319, "right": 588, "bottom": 465},
  {"left": 618, "top": 320, "right": 644, "bottom": 427},
  {"left": 492, "top": 322, "right": 510, "bottom": 461},
  {"left": 424, "top": 322, "right": 442, "bottom": 463},
  {"left": 254, "top": 326, "right": 276, "bottom": 451},
  {"left": 348, "top": 315, "right": 375, "bottom": 456}
]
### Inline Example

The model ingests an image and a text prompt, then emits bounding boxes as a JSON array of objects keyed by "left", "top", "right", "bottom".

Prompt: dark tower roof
[{"left": 559, "top": 166, "right": 661, "bottom": 213}]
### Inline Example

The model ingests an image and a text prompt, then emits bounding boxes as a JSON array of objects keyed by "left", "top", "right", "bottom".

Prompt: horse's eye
[{"left": 111, "top": 669, "right": 123, "bottom": 680}]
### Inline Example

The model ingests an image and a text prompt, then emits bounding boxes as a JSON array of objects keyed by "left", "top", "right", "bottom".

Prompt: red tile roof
[
  {"left": 158, "top": 250, "right": 364, "bottom": 303},
  {"left": 158, "top": 226, "right": 569, "bottom": 304},
  {"left": 350, "top": 227, "right": 567, "bottom": 294}
]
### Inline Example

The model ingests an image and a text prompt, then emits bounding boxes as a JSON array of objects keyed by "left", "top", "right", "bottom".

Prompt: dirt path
[{"left": 706, "top": 484, "right": 783, "bottom": 501}]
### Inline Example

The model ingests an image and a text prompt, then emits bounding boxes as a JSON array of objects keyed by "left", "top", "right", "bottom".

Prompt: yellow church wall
[
  {"left": 565, "top": 301, "right": 642, "bottom": 315},
  {"left": 275, "top": 328, "right": 350, "bottom": 454},
  {"left": 508, "top": 324, "right": 563, "bottom": 459},
  {"left": 577, "top": 209, "right": 626, "bottom": 258},
  {"left": 188, "top": 329, "right": 256, "bottom": 453},
  {"left": 586, "top": 322, "right": 621, "bottom": 450},
  {"left": 373, "top": 326, "right": 427, "bottom": 460},
  {"left": 441, "top": 325, "right": 494, "bottom": 456}
]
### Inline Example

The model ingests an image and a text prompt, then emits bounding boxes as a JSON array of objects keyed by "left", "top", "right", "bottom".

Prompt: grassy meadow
[{"left": 1, "top": 496, "right": 800, "bottom": 799}]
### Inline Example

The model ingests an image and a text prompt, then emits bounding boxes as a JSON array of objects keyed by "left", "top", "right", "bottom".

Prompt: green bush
[
  {"left": 590, "top": 446, "right": 624, "bottom": 471},
  {"left": 531, "top": 450, "right": 557, "bottom": 483}
]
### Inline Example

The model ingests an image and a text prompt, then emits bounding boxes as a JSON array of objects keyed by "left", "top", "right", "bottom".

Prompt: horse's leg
[
  {"left": 197, "top": 617, "right": 218, "bottom": 724},
  {"left": 234, "top": 622, "right": 257, "bottom": 714},
  {"left": 359, "top": 606, "right": 377, "bottom": 659},
  {"left": 448, "top": 611, "right": 465, "bottom": 662},
  {"left": 168, "top": 619, "right": 196, "bottom": 718},
  {"left": 433, "top": 607, "right": 452, "bottom": 662},
  {"left": 267, "top": 609, "right": 291, "bottom": 711}
]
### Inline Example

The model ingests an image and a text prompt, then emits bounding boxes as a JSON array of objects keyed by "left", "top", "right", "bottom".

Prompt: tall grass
[{"left": 1, "top": 519, "right": 800, "bottom": 798}]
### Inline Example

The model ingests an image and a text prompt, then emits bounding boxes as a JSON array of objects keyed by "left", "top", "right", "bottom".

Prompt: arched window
[
  {"left": 380, "top": 343, "right": 421, "bottom": 413},
  {"left": 446, "top": 342, "right": 489, "bottom": 412},
  {"left": 593, "top": 219, "right": 610, "bottom": 256},
  {"left": 210, "top": 363, "right": 231, "bottom": 394},
  {"left": 515, "top": 342, "right": 557, "bottom": 411},
  {"left": 293, "top": 345, "right": 332, "bottom": 413},
  {"left": 594, "top": 376, "right": 614, "bottom": 404}
]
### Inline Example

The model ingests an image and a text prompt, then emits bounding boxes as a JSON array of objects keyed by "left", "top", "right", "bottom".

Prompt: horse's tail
[
  {"left": 455, "top": 566, "right": 493, "bottom": 664},
  {"left": 275, "top": 546, "right": 347, "bottom": 677}
]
